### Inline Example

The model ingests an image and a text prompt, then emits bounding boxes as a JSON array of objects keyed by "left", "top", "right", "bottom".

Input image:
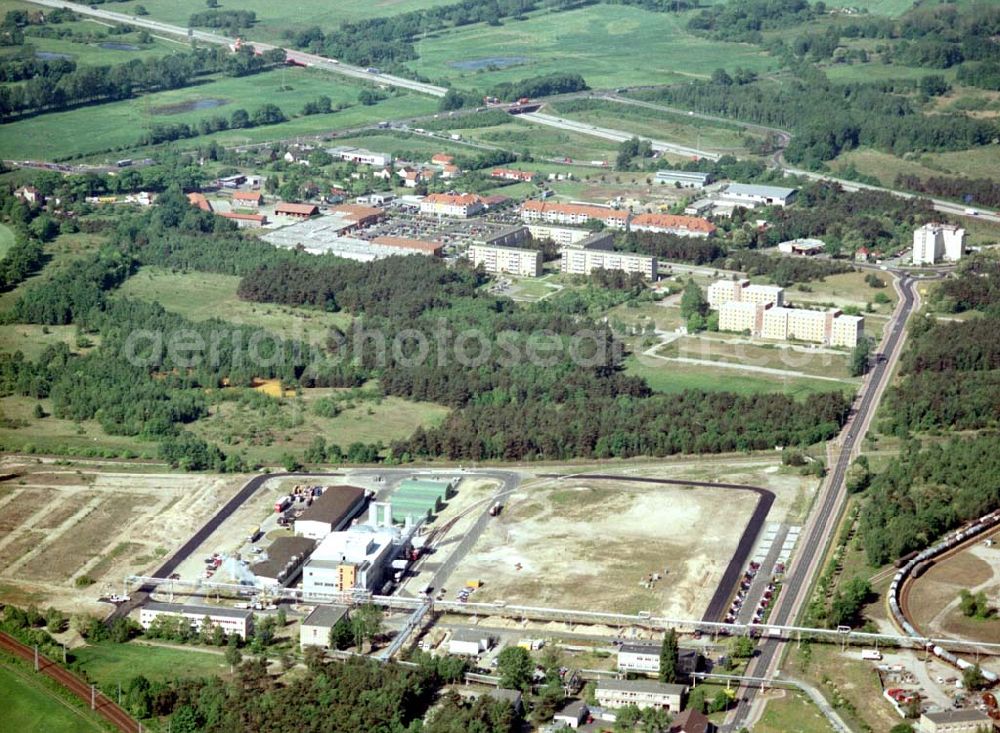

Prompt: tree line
[
  {"left": 894, "top": 173, "right": 1000, "bottom": 210},
  {"left": 932, "top": 256, "right": 1000, "bottom": 315},
  {"left": 0, "top": 45, "right": 286, "bottom": 120}
]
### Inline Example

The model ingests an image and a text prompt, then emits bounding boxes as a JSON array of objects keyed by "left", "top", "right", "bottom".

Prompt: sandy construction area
[
  {"left": 447, "top": 478, "right": 758, "bottom": 618},
  {"left": 0, "top": 467, "right": 246, "bottom": 614}
]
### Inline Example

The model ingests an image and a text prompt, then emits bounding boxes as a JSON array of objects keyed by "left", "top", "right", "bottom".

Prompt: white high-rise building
[{"left": 912, "top": 223, "right": 965, "bottom": 265}]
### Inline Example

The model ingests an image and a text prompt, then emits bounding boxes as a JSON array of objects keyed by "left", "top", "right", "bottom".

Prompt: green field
[
  {"left": 189, "top": 389, "right": 450, "bottom": 463},
  {"left": 756, "top": 691, "right": 835, "bottom": 733},
  {"left": 406, "top": 4, "right": 777, "bottom": 91},
  {"left": 660, "top": 336, "right": 856, "bottom": 380},
  {"left": 460, "top": 119, "right": 618, "bottom": 163},
  {"left": 104, "top": 0, "right": 465, "bottom": 45},
  {"left": 831, "top": 146, "right": 1000, "bottom": 190},
  {"left": 8, "top": 23, "right": 185, "bottom": 66},
  {"left": 550, "top": 100, "right": 750, "bottom": 156},
  {"left": 0, "top": 223, "right": 15, "bottom": 260},
  {"left": 71, "top": 642, "right": 229, "bottom": 690},
  {"left": 0, "top": 68, "right": 436, "bottom": 160},
  {"left": 625, "top": 355, "right": 853, "bottom": 398},
  {"left": 116, "top": 267, "right": 352, "bottom": 343},
  {"left": 0, "top": 661, "right": 109, "bottom": 733}
]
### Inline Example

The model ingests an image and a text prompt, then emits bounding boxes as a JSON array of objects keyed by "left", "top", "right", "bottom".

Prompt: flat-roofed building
[
  {"left": 295, "top": 485, "right": 367, "bottom": 541},
  {"left": 617, "top": 642, "right": 660, "bottom": 673},
  {"left": 761, "top": 306, "right": 790, "bottom": 341},
  {"left": 448, "top": 628, "right": 492, "bottom": 656},
  {"left": 520, "top": 200, "right": 630, "bottom": 229},
  {"left": 719, "top": 301, "right": 764, "bottom": 334},
  {"left": 830, "top": 313, "right": 864, "bottom": 348},
  {"left": 420, "top": 193, "right": 485, "bottom": 218},
  {"left": 913, "top": 222, "right": 966, "bottom": 265},
  {"left": 299, "top": 604, "right": 349, "bottom": 650},
  {"left": 630, "top": 213, "right": 716, "bottom": 238},
  {"left": 370, "top": 236, "right": 442, "bottom": 256},
  {"left": 785, "top": 307, "right": 831, "bottom": 344},
  {"left": 595, "top": 679, "right": 686, "bottom": 712},
  {"left": 527, "top": 224, "right": 593, "bottom": 247},
  {"left": 471, "top": 225, "right": 531, "bottom": 249},
  {"left": 138, "top": 602, "right": 253, "bottom": 639},
  {"left": 251, "top": 536, "right": 316, "bottom": 586},
  {"left": 654, "top": 170, "right": 711, "bottom": 188},
  {"left": 919, "top": 709, "right": 993, "bottom": 733},
  {"left": 470, "top": 244, "right": 542, "bottom": 277},
  {"left": 560, "top": 248, "right": 657, "bottom": 280},
  {"left": 707, "top": 279, "right": 784, "bottom": 308},
  {"left": 328, "top": 146, "right": 392, "bottom": 167},
  {"left": 329, "top": 204, "right": 385, "bottom": 229},
  {"left": 721, "top": 183, "right": 797, "bottom": 207},
  {"left": 777, "top": 238, "right": 825, "bottom": 255},
  {"left": 302, "top": 525, "right": 401, "bottom": 597}
]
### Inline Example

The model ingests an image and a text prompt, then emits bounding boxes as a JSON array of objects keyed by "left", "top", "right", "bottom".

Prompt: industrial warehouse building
[
  {"left": 299, "top": 604, "right": 349, "bottom": 650},
  {"left": 720, "top": 183, "right": 797, "bottom": 207},
  {"left": 912, "top": 222, "right": 965, "bottom": 265},
  {"left": 919, "top": 709, "right": 993, "bottom": 733},
  {"left": 707, "top": 279, "right": 784, "bottom": 309},
  {"left": 251, "top": 536, "right": 316, "bottom": 586},
  {"left": 302, "top": 525, "right": 401, "bottom": 596},
  {"left": 595, "top": 679, "right": 686, "bottom": 712},
  {"left": 777, "top": 238, "right": 825, "bottom": 256},
  {"left": 275, "top": 202, "right": 319, "bottom": 218},
  {"left": 294, "top": 485, "right": 368, "bottom": 540},
  {"left": 560, "top": 247, "right": 657, "bottom": 280},
  {"left": 654, "top": 170, "right": 711, "bottom": 188},
  {"left": 390, "top": 478, "right": 456, "bottom": 523},
  {"left": 470, "top": 244, "right": 543, "bottom": 277},
  {"left": 138, "top": 602, "right": 253, "bottom": 639},
  {"left": 328, "top": 146, "right": 391, "bottom": 167},
  {"left": 447, "top": 628, "right": 493, "bottom": 656}
]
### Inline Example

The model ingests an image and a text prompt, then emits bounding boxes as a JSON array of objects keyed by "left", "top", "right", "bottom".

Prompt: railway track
[{"left": 0, "top": 631, "right": 140, "bottom": 732}]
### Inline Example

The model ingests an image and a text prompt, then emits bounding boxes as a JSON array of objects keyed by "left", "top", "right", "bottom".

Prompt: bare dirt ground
[
  {"left": 909, "top": 533, "right": 1000, "bottom": 652},
  {"left": 447, "top": 477, "right": 758, "bottom": 618},
  {"left": 0, "top": 464, "right": 247, "bottom": 615}
]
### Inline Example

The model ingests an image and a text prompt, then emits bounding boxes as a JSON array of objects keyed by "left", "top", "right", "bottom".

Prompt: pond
[
  {"left": 449, "top": 56, "right": 529, "bottom": 71},
  {"left": 99, "top": 42, "right": 140, "bottom": 51},
  {"left": 35, "top": 51, "right": 73, "bottom": 60},
  {"left": 152, "top": 98, "right": 229, "bottom": 115}
]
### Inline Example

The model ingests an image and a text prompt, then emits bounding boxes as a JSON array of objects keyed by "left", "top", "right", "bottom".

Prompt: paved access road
[{"left": 725, "top": 274, "right": 920, "bottom": 731}]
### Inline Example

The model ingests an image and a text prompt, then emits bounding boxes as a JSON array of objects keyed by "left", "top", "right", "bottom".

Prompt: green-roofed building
[{"left": 390, "top": 478, "right": 457, "bottom": 523}]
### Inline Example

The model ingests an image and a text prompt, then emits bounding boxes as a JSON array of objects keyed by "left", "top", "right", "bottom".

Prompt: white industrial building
[
  {"left": 912, "top": 222, "right": 965, "bottom": 265},
  {"left": 138, "top": 602, "right": 253, "bottom": 639},
  {"left": 299, "top": 604, "right": 349, "bottom": 650},
  {"left": 302, "top": 525, "right": 401, "bottom": 597},
  {"left": 328, "top": 146, "right": 392, "bottom": 167},
  {"left": 707, "top": 279, "right": 784, "bottom": 308},
  {"left": 721, "top": 183, "right": 797, "bottom": 207},
  {"left": 560, "top": 248, "right": 657, "bottom": 279},
  {"left": 617, "top": 642, "right": 661, "bottom": 673},
  {"left": 654, "top": 170, "right": 711, "bottom": 188},
  {"left": 447, "top": 628, "right": 493, "bottom": 656},
  {"left": 777, "top": 238, "right": 825, "bottom": 255},
  {"left": 595, "top": 679, "right": 686, "bottom": 712},
  {"left": 470, "top": 244, "right": 542, "bottom": 277}
]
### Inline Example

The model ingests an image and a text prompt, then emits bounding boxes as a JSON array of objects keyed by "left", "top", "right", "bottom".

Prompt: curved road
[{"left": 725, "top": 273, "right": 920, "bottom": 731}]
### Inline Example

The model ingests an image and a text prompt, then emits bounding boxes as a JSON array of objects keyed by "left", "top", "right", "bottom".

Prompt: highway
[{"left": 725, "top": 273, "right": 920, "bottom": 731}]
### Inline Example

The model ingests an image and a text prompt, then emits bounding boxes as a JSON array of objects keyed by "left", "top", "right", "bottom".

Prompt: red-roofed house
[
  {"left": 275, "top": 202, "right": 318, "bottom": 218},
  {"left": 855, "top": 246, "right": 871, "bottom": 262},
  {"left": 420, "top": 192, "right": 485, "bottom": 218},
  {"left": 233, "top": 191, "right": 263, "bottom": 208},
  {"left": 491, "top": 168, "right": 535, "bottom": 183},
  {"left": 187, "top": 192, "right": 213, "bottom": 212},
  {"left": 220, "top": 211, "right": 268, "bottom": 228},
  {"left": 520, "top": 200, "right": 629, "bottom": 229},
  {"left": 629, "top": 212, "right": 716, "bottom": 238},
  {"left": 440, "top": 164, "right": 461, "bottom": 179},
  {"left": 431, "top": 153, "right": 454, "bottom": 166}
]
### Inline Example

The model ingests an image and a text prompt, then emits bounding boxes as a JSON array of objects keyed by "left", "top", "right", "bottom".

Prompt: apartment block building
[
  {"left": 560, "top": 247, "right": 657, "bottom": 279},
  {"left": 526, "top": 224, "right": 593, "bottom": 247},
  {"left": 707, "top": 279, "right": 784, "bottom": 308},
  {"left": 912, "top": 222, "right": 965, "bottom": 265},
  {"left": 520, "top": 200, "right": 630, "bottom": 229},
  {"left": 470, "top": 244, "right": 543, "bottom": 277},
  {"left": 760, "top": 307, "right": 864, "bottom": 348},
  {"left": 595, "top": 679, "right": 686, "bottom": 712},
  {"left": 718, "top": 301, "right": 765, "bottom": 334}
]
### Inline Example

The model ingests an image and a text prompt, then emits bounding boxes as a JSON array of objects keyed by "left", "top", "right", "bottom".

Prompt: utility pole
[
  {"left": 34, "top": 645, "right": 38, "bottom": 672},
  {"left": 91, "top": 683, "right": 96, "bottom": 710}
]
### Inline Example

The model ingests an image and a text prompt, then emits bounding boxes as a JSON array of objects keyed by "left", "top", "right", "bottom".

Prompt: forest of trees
[
  {"left": 932, "top": 256, "right": 1000, "bottom": 315},
  {"left": 859, "top": 435, "right": 1000, "bottom": 565},
  {"left": 0, "top": 45, "right": 285, "bottom": 119},
  {"left": 895, "top": 173, "right": 1000, "bottom": 210},
  {"left": 687, "top": 0, "right": 815, "bottom": 43}
]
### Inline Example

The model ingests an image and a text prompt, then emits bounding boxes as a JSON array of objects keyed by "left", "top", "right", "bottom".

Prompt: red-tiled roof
[
  {"left": 630, "top": 212, "right": 716, "bottom": 234},
  {"left": 521, "top": 200, "right": 627, "bottom": 221},
  {"left": 186, "top": 192, "right": 213, "bottom": 212},
  {"left": 220, "top": 212, "right": 266, "bottom": 223},
  {"left": 233, "top": 191, "right": 262, "bottom": 201},
  {"left": 423, "top": 193, "right": 483, "bottom": 206},
  {"left": 275, "top": 202, "right": 318, "bottom": 216}
]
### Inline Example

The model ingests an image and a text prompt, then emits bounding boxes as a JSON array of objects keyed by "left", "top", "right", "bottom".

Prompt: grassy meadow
[
  {"left": 405, "top": 4, "right": 778, "bottom": 91},
  {"left": 0, "top": 662, "right": 108, "bottom": 733},
  {"left": 0, "top": 223, "right": 14, "bottom": 259},
  {"left": 0, "top": 67, "right": 436, "bottom": 160},
  {"left": 71, "top": 642, "right": 229, "bottom": 689}
]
